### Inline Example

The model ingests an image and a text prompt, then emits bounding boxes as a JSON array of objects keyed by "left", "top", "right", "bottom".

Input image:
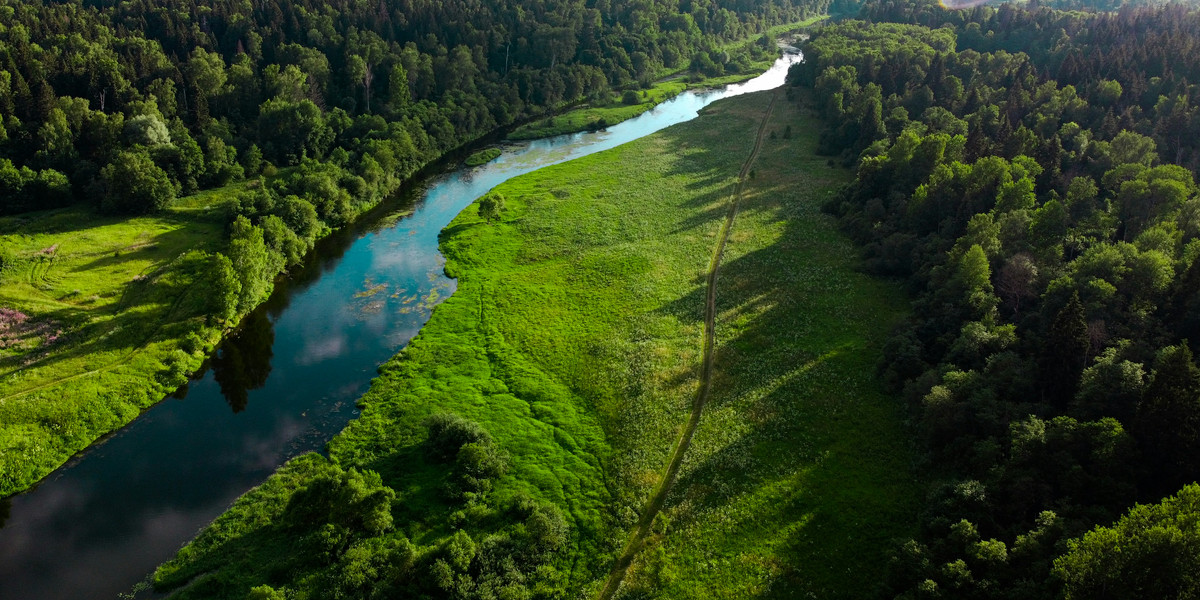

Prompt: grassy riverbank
[
  {"left": 508, "top": 16, "right": 828, "bottom": 142},
  {"left": 0, "top": 17, "right": 833, "bottom": 502},
  {"left": 154, "top": 90, "right": 918, "bottom": 599},
  {"left": 0, "top": 190, "right": 242, "bottom": 497},
  {"left": 506, "top": 80, "right": 692, "bottom": 140}
]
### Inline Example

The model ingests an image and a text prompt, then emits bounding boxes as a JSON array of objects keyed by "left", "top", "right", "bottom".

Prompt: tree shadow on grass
[
  {"left": 618, "top": 97, "right": 921, "bottom": 599},
  {"left": 67, "top": 218, "right": 213, "bottom": 276}
]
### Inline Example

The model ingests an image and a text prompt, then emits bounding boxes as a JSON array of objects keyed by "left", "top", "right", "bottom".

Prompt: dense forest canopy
[
  {"left": 0, "top": 0, "right": 828, "bottom": 215},
  {"left": 796, "top": 1, "right": 1200, "bottom": 596}
]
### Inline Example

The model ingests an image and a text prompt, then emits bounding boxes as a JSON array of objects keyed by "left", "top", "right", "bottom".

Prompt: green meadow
[
  {"left": 0, "top": 189, "right": 247, "bottom": 496},
  {"left": 154, "top": 90, "right": 918, "bottom": 598},
  {"left": 616, "top": 94, "right": 920, "bottom": 599}
]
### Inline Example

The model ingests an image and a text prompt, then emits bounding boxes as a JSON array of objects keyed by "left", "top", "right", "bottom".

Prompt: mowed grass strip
[
  {"left": 0, "top": 188, "right": 239, "bottom": 496},
  {"left": 613, "top": 95, "right": 921, "bottom": 598}
]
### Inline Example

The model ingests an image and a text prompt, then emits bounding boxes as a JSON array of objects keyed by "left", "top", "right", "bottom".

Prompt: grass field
[
  {"left": 0, "top": 189, "right": 240, "bottom": 496},
  {"left": 614, "top": 93, "right": 920, "bottom": 599},
  {"left": 154, "top": 89, "right": 918, "bottom": 599}
]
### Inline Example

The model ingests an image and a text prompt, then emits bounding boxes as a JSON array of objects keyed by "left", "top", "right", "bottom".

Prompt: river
[{"left": 0, "top": 51, "right": 801, "bottom": 600}]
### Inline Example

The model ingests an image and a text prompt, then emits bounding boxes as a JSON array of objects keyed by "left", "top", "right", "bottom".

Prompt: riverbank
[
  {"left": 508, "top": 16, "right": 828, "bottom": 141},
  {"left": 154, "top": 89, "right": 917, "bottom": 599},
  {"left": 0, "top": 187, "right": 241, "bottom": 497}
]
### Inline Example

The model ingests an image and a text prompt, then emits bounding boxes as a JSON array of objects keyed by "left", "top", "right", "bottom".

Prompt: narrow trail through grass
[{"left": 595, "top": 91, "right": 778, "bottom": 600}]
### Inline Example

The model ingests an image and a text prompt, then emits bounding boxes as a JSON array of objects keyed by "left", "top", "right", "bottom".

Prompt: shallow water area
[{"left": 0, "top": 52, "right": 801, "bottom": 600}]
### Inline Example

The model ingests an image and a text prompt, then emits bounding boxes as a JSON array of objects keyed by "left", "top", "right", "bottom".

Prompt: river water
[{"left": 0, "top": 52, "right": 801, "bottom": 600}]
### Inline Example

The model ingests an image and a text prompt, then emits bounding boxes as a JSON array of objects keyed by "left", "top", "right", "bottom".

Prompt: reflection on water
[
  {"left": 0, "top": 52, "right": 802, "bottom": 600},
  {"left": 212, "top": 310, "right": 276, "bottom": 413}
]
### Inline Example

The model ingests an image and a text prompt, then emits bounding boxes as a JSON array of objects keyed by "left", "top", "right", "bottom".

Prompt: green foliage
[
  {"left": 1055, "top": 484, "right": 1200, "bottom": 600},
  {"left": 257, "top": 99, "right": 333, "bottom": 166},
  {"left": 227, "top": 216, "right": 278, "bottom": 314},
  {"left": 799, "top": 9, "right": 1200, "bottom": 598},
  {"left": 125, "top": 114, "right": 172, "bottom": 147},
  {"left": 0, "top": 159, "right": 70, "bottom": 215},
  {"left": 463, "top": 148, "right": 501, "bottom": 167},
  {"left": 0, "top": 0, "right": 828, "bottom": 216},
  {"left": 477, "top": 192, "right": 505, "bottom": 224},
  {"left": 424, "top": 413, "right": 492, "bottom": 462},
  {"left": 1040, "top": 292, "right": 1090, "bottom": 407},
  {"left": 207, "top": 252, "right": 241, "bottom": 323},
  {"left": 246, "top": 586, "right": 285, "bottom": 600},
  {"left": 1136, "top": 345, "right": 1200, "bottom": 497},
  {"left": 284, "top": 464, "right": 395, "bottom": 536},
  {"left": 100, "top": 150, "right": 177, "bottom": 215}
]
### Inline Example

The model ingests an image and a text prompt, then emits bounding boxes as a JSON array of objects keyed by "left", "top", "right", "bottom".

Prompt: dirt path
[{"left": 594, "top": 91, "right": 778, "bottom": 600}]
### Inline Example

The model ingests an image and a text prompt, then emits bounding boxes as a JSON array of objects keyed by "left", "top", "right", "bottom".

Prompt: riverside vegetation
[
  {"left": 507, "top": 17, "right": 827, "bottom": 141},
  {"left": 151, "top": 91, "right": 920, "bottom": 598},
  {"left": 0, "top": 0, "right": 834, "bottom": 497}
]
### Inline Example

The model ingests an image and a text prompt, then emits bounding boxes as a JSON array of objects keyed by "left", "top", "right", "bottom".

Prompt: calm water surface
[{"left": 0, "top": 52, "right": 801, "bottom": 600}]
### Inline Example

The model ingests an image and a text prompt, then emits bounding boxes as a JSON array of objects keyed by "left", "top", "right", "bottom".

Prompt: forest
[{"left": 797, "top": 1, "right": 1200, "bottom": 597}]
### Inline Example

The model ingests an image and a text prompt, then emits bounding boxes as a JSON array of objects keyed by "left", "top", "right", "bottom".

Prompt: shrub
[
  {"left": 425, "top": 413, "right": 491, "bottom": 462},
  {"left": 100, "top": 150, "right": 176, "bottom": 214}
]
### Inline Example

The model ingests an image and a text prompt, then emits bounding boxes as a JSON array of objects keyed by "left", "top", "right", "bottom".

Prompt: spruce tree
[{"left": 1040, "top": 291, "right": 1089, "bottom": 408}]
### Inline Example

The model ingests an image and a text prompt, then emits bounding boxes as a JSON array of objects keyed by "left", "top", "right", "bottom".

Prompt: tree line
[
  {"left": 792, "top": 2, "right": 1200, "bottom": 597},
  {"left": 0, "top": 0, "right": 830, "bottom": 218}
]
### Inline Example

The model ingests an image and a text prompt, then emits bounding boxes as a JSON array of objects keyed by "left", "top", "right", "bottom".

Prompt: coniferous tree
[{"left": 1040, "top": 292, "right": 1089, "bottom": 408}]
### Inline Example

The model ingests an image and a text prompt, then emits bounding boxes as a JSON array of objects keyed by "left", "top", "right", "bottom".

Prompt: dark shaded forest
[{"left": 795, "top": 2, "right": 1200, "bottom": 597}]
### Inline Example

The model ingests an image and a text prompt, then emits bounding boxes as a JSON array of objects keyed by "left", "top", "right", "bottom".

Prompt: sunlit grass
[
  {"left": 615, "top": 95, "right": 920, "bottom": 599},
  {"left": 0, "top": 186, "right": 242, "bottom": 496}
]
